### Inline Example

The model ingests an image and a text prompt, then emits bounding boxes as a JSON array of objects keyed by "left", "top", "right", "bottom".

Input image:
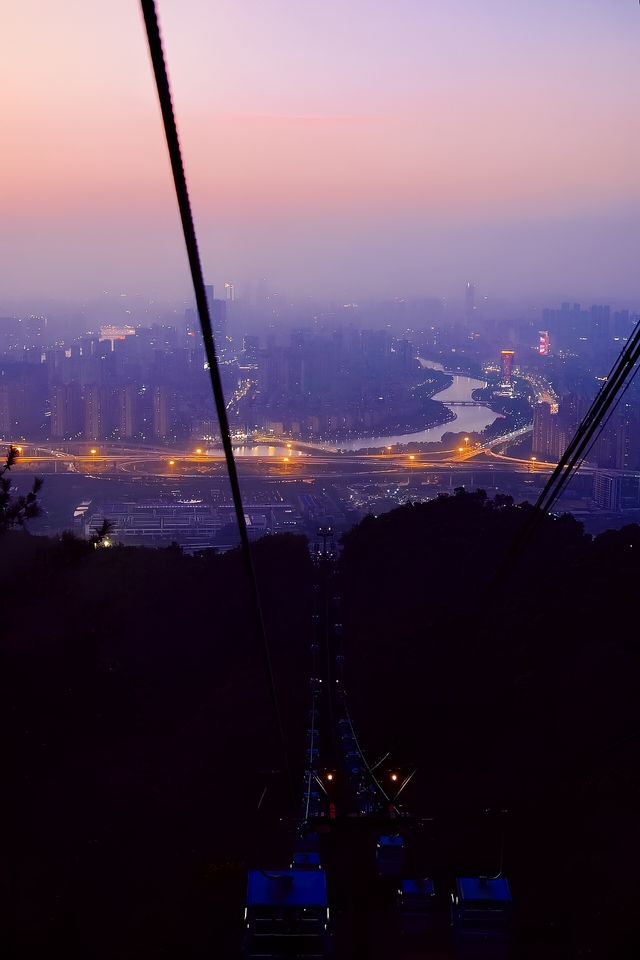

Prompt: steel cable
[{"left": 139, "top": 0, "right": 289, "bottom": 783}]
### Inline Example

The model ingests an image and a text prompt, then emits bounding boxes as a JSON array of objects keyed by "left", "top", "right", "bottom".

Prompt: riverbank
[{"left": 329, "top": 361, "right": 498, "bottom": 452}]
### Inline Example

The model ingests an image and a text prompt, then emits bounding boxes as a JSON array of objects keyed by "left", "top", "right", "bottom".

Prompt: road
[{"left": 2, "top": 429, "right": 574, "bottom": 484}]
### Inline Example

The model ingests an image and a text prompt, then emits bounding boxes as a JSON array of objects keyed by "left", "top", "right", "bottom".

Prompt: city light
[
  {"left": 390, "top": 773, "right": 398, "bottom": 782},
  {"left": 168, "top": 459, "right": 175, "bottom": 466},
  {"left": 90, "top": 448, "right": 97, "bottom": 455},
  {"left": 409, "top": 455, "right": 415, "bottom": 461},
  {"left": 195, "top": 448, "right": 203, "bottom": 454}
]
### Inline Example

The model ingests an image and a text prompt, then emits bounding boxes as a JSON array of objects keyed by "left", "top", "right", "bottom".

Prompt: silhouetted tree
[
  {"left": 0, "top": 445, "right": 43, "bottom": 533},
  {"left": 89, "top": 517, "right": 115, "bottom": 548}
]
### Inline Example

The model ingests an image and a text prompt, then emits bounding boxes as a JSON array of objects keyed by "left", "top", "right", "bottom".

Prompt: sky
[{"left": 2, "top": 0, "right": 640, "bottom": 305}]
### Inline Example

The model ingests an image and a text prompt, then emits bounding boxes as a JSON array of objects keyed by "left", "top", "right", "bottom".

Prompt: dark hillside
[
  {"left": 2, "top": 533, "right": 312, "bottom": 957},
  {"left": 2, "top": 494, "right": 639, "bottom": 957},
  {"left": 340, "top": 492, "right": 640, "bottom": 957}
]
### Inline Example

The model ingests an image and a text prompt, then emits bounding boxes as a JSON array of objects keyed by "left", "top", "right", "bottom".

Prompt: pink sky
[{"left": 2, "top": 1, "right": 640, "bottom": 301}]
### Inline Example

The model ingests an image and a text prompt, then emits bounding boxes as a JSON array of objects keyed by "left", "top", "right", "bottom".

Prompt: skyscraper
[
  {"left": 117, "top": 383, "right": 139, "bottom": 439},
  {"left": 593, "top": 473, "right": 621, "bottom": 511},
  {"left": 500, "top": 350, "right": 515, "bottom": 386},
  {"left": 211, "top": 299, "right": 227, "bottom": 345},
  {"left": 152, "top": 385, "right": 174, "bottom": 440},
  {"left": 532, "top": 402, "right": 556, "bottom": 459},
  {"left": 0, "top": 382, "right": 11, "bottom": 435},
  {"left": 205, "top": 284, "right": 215, "bottom": 314},
  {"left": 51, "top": 382, "right": 82, "bottom": 439},
  {"left": 83, "top": 384, "right": 110, "bottom": 441},
  {"left": 538, "top": 331, "right": 550, "bottom": 356}
]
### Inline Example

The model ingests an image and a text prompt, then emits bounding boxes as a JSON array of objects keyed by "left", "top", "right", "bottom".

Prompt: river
[{"left": 329, "top": 359, "right": 499, "bottom": 451}]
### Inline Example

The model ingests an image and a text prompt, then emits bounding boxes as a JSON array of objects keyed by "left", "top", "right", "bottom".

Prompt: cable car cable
[
  {"left": 541, "top": 361, "right": 639, "bottom": 516},
  {"left": 535, "top": 321, "right": 640, "bottom": 513},
  {"left": 488, "top": 321, "right": 640, "bottom": 592},
  {"left": 139, "top": 0, "right": 289, "bottom": 785}
]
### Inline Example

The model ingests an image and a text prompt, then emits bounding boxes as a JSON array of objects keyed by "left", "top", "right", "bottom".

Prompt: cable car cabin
[
  {"left": 290, "top": 852, "right": 322, "bottom": 871},
  {"left": 376, "top": 835, "right": 404, "bottom": 877},
  {"left": 244, "top": 869, "right": 330, "bottom": 958},
  {"left": 295, "top": 832, "right": 321, "bottom": 854},
  {"left": 451, "top": 876, "right": 512, "bottom": 959},
  {"left": 397, "top": 878, "right": 436, "bottom": 934}
]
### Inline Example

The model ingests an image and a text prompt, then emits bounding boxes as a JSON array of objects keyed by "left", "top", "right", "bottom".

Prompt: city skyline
[{"left": 2, "top": 2, "right": 640, "bottom": 301}]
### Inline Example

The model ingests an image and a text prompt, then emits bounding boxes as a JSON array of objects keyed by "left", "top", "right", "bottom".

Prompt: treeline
[
  {"left": 340, "top": 490, "right": 640, "bottom": 957},
  {"left": 2, "top": 490, "right": 639, "bottom": 956}
]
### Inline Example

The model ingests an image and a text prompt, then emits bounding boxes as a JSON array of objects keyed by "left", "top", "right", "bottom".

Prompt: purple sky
[{"left": 2, "top": 1, "right": 640, "bottom": 303}]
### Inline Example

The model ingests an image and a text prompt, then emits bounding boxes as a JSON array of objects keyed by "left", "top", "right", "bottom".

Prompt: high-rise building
[
  {"left": 616, "top": 402, "right": 640, "bottom": 472},
  {"left": 538, "top": 331, "right": 550, "bottom": 356},
  {"left": 500, "top": 350, "right": 515, "bottom": 386},
  {"left": 532, "top": 402, "right": 556, "bottom": 459},
  {"left": 117, "top": 383, "right": 139, "bottom": 439},
  {"left": 532, "top": 401, "right": 572, "bottom": 461},
  {"left": 593, "top": 473, "right": 621, "bottom": 511},
  {"left": 83, "top": 384, "right": 111, "bottom": 441},
  {"left": 205, "top": 284, "right": 215, "bottom": 314},
  {"left": 0, "top": 382, "right": 11, "bottom": 435},
  {"left": 224, "top": 282, "right": 235, "bottom": 301},
  {"left": 0, "top": 365, "right": 46, "bottom": 437},
  {"left": 152, "top": 385, "right": 174, "bottom": 440},
  {"left": 592, "top": 401, "right": 640, "bottom": 471},
  {"left": 211, "top": 299, "right": 227, "bottom": 345},
  {"left": 51, "top": 382, "right": 82, "bottom": 439}
]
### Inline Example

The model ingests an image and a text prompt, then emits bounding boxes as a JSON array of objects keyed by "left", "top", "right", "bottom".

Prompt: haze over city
[{"left": 3, "top": 0, "right": 640, "bottom": 303}]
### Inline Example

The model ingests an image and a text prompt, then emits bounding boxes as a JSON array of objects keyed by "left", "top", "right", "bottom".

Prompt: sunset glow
[{"left": 2, "top": 1, "right": 640, "bottom": 299}]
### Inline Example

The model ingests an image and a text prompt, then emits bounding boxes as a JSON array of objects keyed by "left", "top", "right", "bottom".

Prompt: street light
[
  {"left": 195, "top": 447, "right": 203, "bottom": 455},
  {"left": 409, "top": 454, "right": 415, "bottom": 461},
  {"left": 168, "top": 459, "right": 175, "bottom": 466}
]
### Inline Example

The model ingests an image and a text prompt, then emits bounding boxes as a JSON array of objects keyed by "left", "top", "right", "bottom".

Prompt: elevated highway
[{"left": 2, "top": 434, "right": 580, "bottom": 485}]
